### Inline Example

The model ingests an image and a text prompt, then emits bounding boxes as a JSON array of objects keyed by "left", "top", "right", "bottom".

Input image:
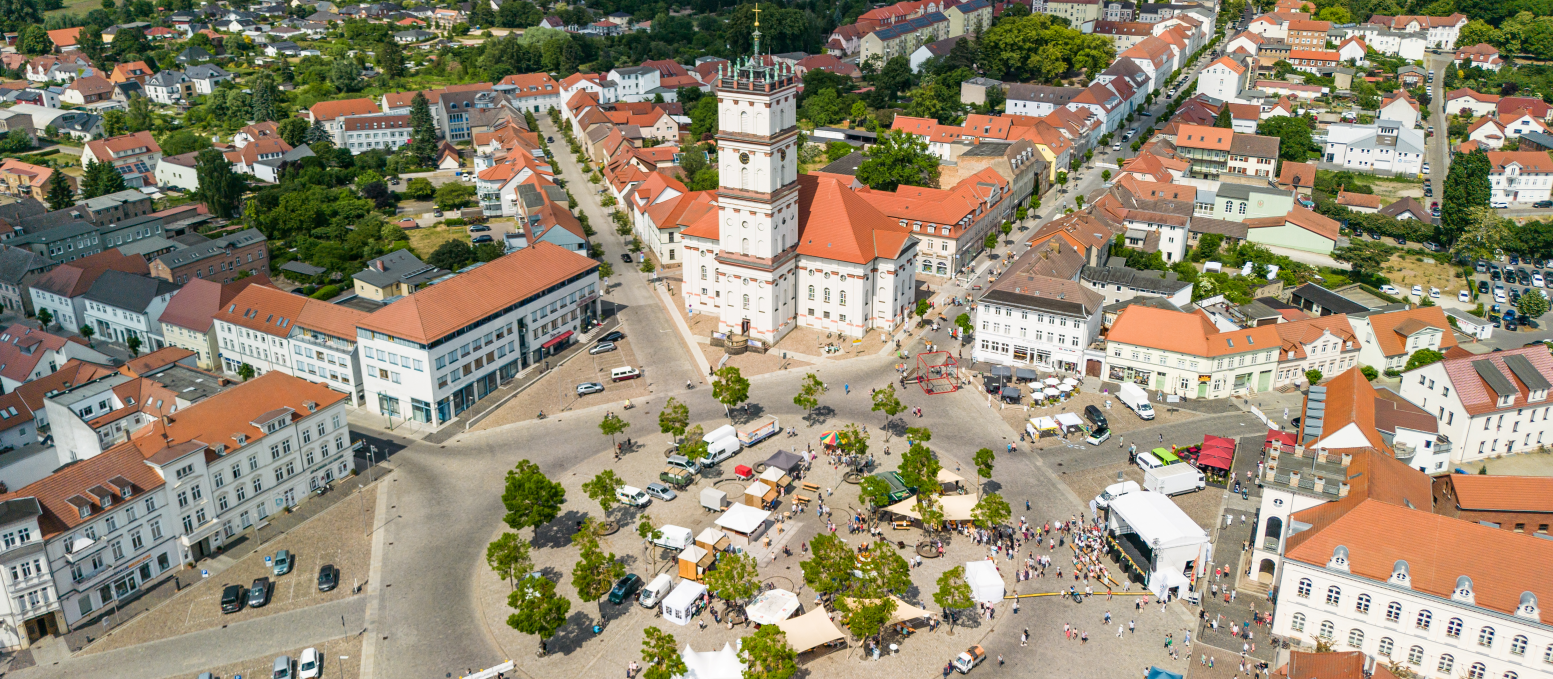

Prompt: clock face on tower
[{"left": 739, "top": 152, "right": 751, "bottom": 164}]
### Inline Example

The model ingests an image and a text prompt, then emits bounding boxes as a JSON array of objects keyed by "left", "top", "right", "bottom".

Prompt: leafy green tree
[
  {"left": 1214, "top": 107, "right": 1231, "bottom": 129},
  {"left": 856, "top": 130, "right": 939, "bottom": 191},
  {"left": 486, "top": 532, "right": 532, "bottom": 588},
  {"left": 971, "top": 492, "right": 1010, "bottom": 529},
  {"left": 658, "top": 397, "right": 689, "bottom": 438},
  {"left": 329, "top": 58, "right": 363, "bottom": 92},
  {"left": 1519, "top": 288, "right": 1550, "bottom": 319},
  {"left": 858, "top": 474, "right": 894, "bottom": 507},
  {"left": 976, "top": 13, "right": 1114, "bottom": 82},
  {"left": 45, "top": 171, "right": 75, "bottom": 211},
  {"left": 236, "top": 362, "right": 254, "bottom": 381},
  {"left": 1360, "top": 366, "right": 1379, "bottom": 381},
  {"left": 35, "top": 308, "right": 51, "bottom": 329},
  {"left": 1305, "top": 369, "right": 1323, "bottom": 385},
  {"left": 249, "top": 76, "right": 278, "bottom": 123},
  {"left": 678, "top": 424, "right": 709, "bottom": 462},
  {"left": 306, "top": 118, "right": 330, "bottom": 144},
  {"left": 507, "top": 574, "right": 570, "bottom": 655},
  {"left": 501, "top": 459, "right": 566, "bottom": 531},
  {"left": 1257, "top": 116, "right": 1314, "bottom": 163},
  {"left": 712, "top": 365, "right": 750, "bottom": 415},
  {"left": 599, "top": 412, "right": 629, "bottom": 450},
  {"left": 404, "top": 177, "right": 435, "bottom": 200},
  {"left": 640, "top": 627, "right": 688, "bottom": 679},
  {"left": 427, "top": 238, "right": 473, "bottom": 271},
  {"left": 78, "top": 324, "right": 94, "bottom": 346},
  {"left": 435, "top": 179, "right": 474, "bottom": 210},
  {"left": 571, "top": 518, "right": 625, "bottom": 622},
  {"left": 409, "top": 91, "right": 439, "bottom": 165},
  {"left": 702, "top": 550, "right": 760, "bottom": 613},
  {"left": 793, "top": 372, "right": 825, "bottom": 422},
  {"left": 870, "top": 55, "right": 914, "bottom": 104},
  {"left": 972, "top": 448, "right": 995, "bottom": 491},
  {"left": 194, "top": 148, "right": 245, "bottom": 219},
  {"left": 1333, "top": 241, "right": 1390, "bottom": 280},
  {"left": 278, "top": 117, "right": 310, "bottom": 146},
  {"left": 17, "top": 25, "right": 48, "bottom": 55},
  {"left": 1404, "top": 348, "right": 1446, "bottom": 372},
  {"left": 126, "top": 335, "right": 142, "bottom": 356},
  {"left": 933, "top": 565, "right": 975, "bottom": 632},
  {"left": 739, "top": 625, "right": 798, "bottom": 679},
  {"left": 1451, "top": 206, "right": 1508, "bottom": 263},
  {"left": 1443, "top": 149, "right": 1491, "bottom": 245},
  {"left": 870, "top": 383, "right": 905, "bottom": 431},
  {"left": 375, "top": 37, "right": 406, "bottom": 79}
]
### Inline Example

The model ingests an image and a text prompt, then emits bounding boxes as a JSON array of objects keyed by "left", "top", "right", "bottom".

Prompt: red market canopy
[{"left": 1198, "top": 435, "right": 1235, "bottom": 470}]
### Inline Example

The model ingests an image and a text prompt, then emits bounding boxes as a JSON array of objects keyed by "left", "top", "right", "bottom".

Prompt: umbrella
[
  {"left": 1044, "top": 377, "right": 1060, "bottom": 386},
  {"left": 818, "top": 431, "right": 840, "bottom": 447},
  {"left": 1058, "top": 384, "right": 1073, "bottom": 392},
  {"left": 1043, "top": 387, "right": 1060, "bottom": 396},
  {"left": 1062, "top": 377, "right": 1079, "bottom": 386}
]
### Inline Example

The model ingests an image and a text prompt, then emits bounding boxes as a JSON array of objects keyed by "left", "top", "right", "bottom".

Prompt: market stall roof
[
  {"left": 1031, "top": 416, "right": 1059, "bottom": 430},
  {"left": 1056, "top": 412, "right": 1085, "bottom": 429},
  {"left": 716, "top": 504, "right": 772, "bottom": 534},
  {"left": 680, "top": 544, "right": 713, "bottom": 566},
  {"left": 1147, "top": 668, "right": 1185, "bottom": 679},
  {"left": 695, "top": 527, "right": 729, "bottom": 549},
  {"left": 762, "top": 450, "right": 805, "bottom": 474},
  {"left": 1109, "top": 492, "right": 1208, "bottom": 549},
  {"left": 963, "top": 560, "right": 1005, "bottom": 603},
  {"left": 990, "top": 365, "right": 1012, "bottom": 377},
  {"left": 758, "top": 467, "right": 792, "bottom": 487},
  {"left": 999, "top": 386, "right": 1021, "bottom": 399},
  {"left": 840, "top": 595, "right": 938, "bottom": 624},
  {"left": 745, "top": 588, "right": 801, "bottom": 625},
  {"left": 681, "top": 642, "right": 744, "bottom": 679},
  {"left": 1197, "top": 447, "right": 1233, "bottom": 470},
  {"left": 1015, "top": 368, "right": 1037, "bottom": 381},
  {"left": 936, "top": 468, "right": 964, "bottom": 484},
  {"left": 745, "top": 481, "right": 772, "bottom": 498},
  {"left": 1204, "top": 434, "right": 1235, "bottom": 448},
  {"left": 776, "top": 607, "right": 846, "bottom": 652},
  {"left": 883, "top": 494, "right": 978, "bottom": 521}
]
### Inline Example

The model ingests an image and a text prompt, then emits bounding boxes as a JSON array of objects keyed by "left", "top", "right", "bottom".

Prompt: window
[
  {"left": 1385, "top": 601, "right": 1401, "bottom": 622},
  {"left": 1378, "top": 637, "right": 1394, "bottom": 657},
  {"left": 1416, "top": 610, "right": 1432, "bottom": 630},
  {"left": 1511, "top": 635, "right": 1528, "bottom": 656},
  {"left": 1355, "top": 594, "right": 1370, "bottom": 614},
  {"left": 1438, "top": 656, "right": 1455, "bottom": 674},
  {"left": 1318, "top": 620, "right": 1334, "bottom": 639},
  {"left": 1326, "top": 586, "right": 1341, "bottom": 606},
  {"left": 1446, "top": 617, "right": 1463, "bottom": 638},
  {"left": 1467, "top": 662, "right": 1485, "bottom": 679},
  {"left": 149, "top": 520, "right": 161, "bottom": 540},
  {"left": 1290, "top": 613, "right": 1305, "bottom": 632},
  {"left": 1347, "top": 628, "right": 1363, "bottom": 648},
  {"left": 1407, "top": 646, "right": 1424, "bottom": 666},
  {"left": 1479, "top": 627, "right": 1495, "bottom": 647},
  {"left": 1297, "top": 578, "right": 1312, "bottom": 598}
]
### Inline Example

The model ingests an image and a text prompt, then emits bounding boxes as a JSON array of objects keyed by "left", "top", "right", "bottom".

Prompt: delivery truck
[
  {"left": 1117, "top": 383, "right": 1156, "bottom": 420},
  {"left": 1144, "top": 464, "right": 1205, "bottom": 496},
  {"left": 737, "top": 418, "right": 780, "bottom": 447}
]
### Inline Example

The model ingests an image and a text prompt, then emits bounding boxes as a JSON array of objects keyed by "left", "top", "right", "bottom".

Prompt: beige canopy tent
[
  {"left": 936, "top": 469, "right": 964, "bottom": 484},
  {"left": 882, "top": 494, "right": 979, "bottom": 522},
  {"left": 775, "top": 607, "right": 847, "bottom": 653},
  {"left": 840, "top": 596, "right": 938, "bottom": 624}
]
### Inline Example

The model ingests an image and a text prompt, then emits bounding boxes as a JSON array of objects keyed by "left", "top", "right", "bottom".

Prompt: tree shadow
[
  {"left": 802, "top": 405, "right": 835, "bottom": 427},
  {"left": 531, "top": 509, "right": 589, "bottom": 550},
  {"left": 546, "top": 610, "right": 597, "bottom": 656},
  {"left": 731, "top": 402, "right": 764, "bottom": 425},
  {"left": 882, "top": 417, "right": 907, "bottom": 439},
  {"left": 982, "top": 479, "right": 1003, "bottom": 495}
]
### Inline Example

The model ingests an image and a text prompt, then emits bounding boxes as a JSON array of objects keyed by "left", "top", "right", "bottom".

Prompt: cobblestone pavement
[
  {"left": 79, "top": 483, "right": 377, "bottom": 655},
  {"left": 196, "top": 635, "right": 363, "bottom": 679},
  {"left": 472, "top": 331, "right": 654, "bottom": 431},
  {"left": 1192, "top": 434, "right": 1277, "bottom": 665}
]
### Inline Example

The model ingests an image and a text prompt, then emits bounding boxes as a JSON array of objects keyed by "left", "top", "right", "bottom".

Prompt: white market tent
[
  {"left": 883, "top": 494, "right": 978, "bottom": 521},
  {"left": 1031, "top": 416, "right": 1059, "bottom": 431},
  {"left": 662, "top": 580, "right": 708, "bottom": 626},
  {"left": 681, "top": 642, "right": 743, "bottom": 679},
  {"left": 745, "top": 588, "right": 802, "bottom": 625},
  {"left": 776, "top": 607, "right": 846, "bottom": 652},
  {"left": 963, "top": 560, "right": 1005, "bottom": 603},
  {"left": 758, "top": 466, "right": 792, "bottom": 488},
  {"left": 1056, "top": 412, "right": 1085, "bottom": 430},
  {"left": 1108, "top": 492, "right": 1208, "bottom": 549},
  {"left": 716, "top": 503, "right": 773, "bottom": 534}
]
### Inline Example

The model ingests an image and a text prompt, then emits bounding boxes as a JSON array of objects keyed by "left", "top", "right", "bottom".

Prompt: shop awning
[{"left": 541, "top": 330, "right": 573, "bottom": 348}]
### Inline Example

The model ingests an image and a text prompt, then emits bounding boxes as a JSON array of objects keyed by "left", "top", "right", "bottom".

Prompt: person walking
[{"left": 1129, "top": 620, "right": 1135, "bottom": 633}]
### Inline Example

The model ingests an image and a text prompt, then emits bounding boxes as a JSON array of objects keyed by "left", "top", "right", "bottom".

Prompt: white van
[
  {"left": 639, "top": 573, "right": 673, "bottom": 608},
  {"left": 611, "top": 366, "right": 641, "bottom": 382},
  {"left": 703, "top": 425, "right": 737, "bottom": 444},
  {"left": 1135, "top": 452, "right": 1164, "bottom": 471},
  {"left": 616, "top": 485, "right": 650, "bottom": 507},
  {"left": 704, "top": 436, "right": 741, "bottom": 465}
]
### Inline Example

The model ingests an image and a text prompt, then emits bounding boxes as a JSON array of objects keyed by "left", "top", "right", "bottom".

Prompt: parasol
[
  {"left": 818, "top": 431, "right": 840, "bottom": 447},
  {"left": 1044, "top": 377, "right": 1060, "bottom": 386},
  {"left": 1059, "top": 384, "right": 1073, "bottom": 392},
  {"left": 1062, "top": 377, "right": 1079, "bottom": 386},
  {"left": 1043, "top": 387, "right": 1060, "bottom": 396}
]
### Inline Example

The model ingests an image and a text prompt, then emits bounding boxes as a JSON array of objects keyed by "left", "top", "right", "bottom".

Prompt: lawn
[
  {"left": 46, "top": 0, "right": 103, "bottom": 16},
  {"left": 1367, "top": 178, "right": 1426, "bottom": 202},
  {"left": 1382, "top": 252, "right": 1470, "bottom": 299},
  {"left": 406, "top": 224, "right": 469, "bottom": 256}
]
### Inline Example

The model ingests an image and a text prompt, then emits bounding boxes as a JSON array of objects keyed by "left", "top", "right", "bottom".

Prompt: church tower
[{"left": 711, "top": 8, "right": 803, "bottom": 343}]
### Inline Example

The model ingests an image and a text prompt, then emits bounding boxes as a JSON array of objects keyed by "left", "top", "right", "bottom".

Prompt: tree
[
  {"left": 375, "top": 37, "right": 406, "bottom": 79},
  {"left": 972, "top": 448, "right": 995, "bottom": 491},
  {"left": 1452, "top": 206, "right": 1508, "bottom": 263},
  {"left": 571, "top": 518, "right": 625, "bottom": 623},
  {"left": 712, "top": 365, "right": 750, "bottom": 416},
  {"left": 194, "top": 148, "right": 245, "bottom": 219},
  {"left": 858, "top": 474, "right": 895, "bottom": 508},
  {"left": 249, "top": 76, "right": 278, "bottom": 123},
  {"left": 971, "top": 492, "right": 1010, "bottom": 529},
  {"left": 1214, "top": 107, "right": 1231, "bottom": 129},
  {"left": 793, "top": 372, "right": 825, "bottom": 423},
  {"left": 278, "top": 117, "right": 310, "bottom": 147},
  {"left": 1519, "top": 289, "right": 1550, "bottom": 319},
  {"left": 870, "top": 383, "right": 905, "bottom": 433},
  {"left": 1257, "top": 116, "right": 1314, "bottom": 163},
  {"left": 658, "top": 397, "right": 689, "bottom": 438},
  {"left": 236, "top": 362, "right": 255, "bottom": 381},
  {"left": 701, "top": 550, "right": 760, "bottom": 613},
  {"left": 739, "top": 625, "right": 798, "bottom": 679},
  {"left": 408, "top": 91, "right": 438, "bottom": 165},
  {"left": 1404, "top": 348, "right": 1446, "bottom": 372},
  {"left": 36, "top": 308, "right": 51, "bottom": 329},
  {"left": 81, "top": 159, "right": 126, "bottom": 200},
  {"left": 126, "top": 335, "right": 142, "bottom": 356},
  {"left": 856, "top": 129, "right": 939, "bottom": 191},
  {"left": 1333, "top": 241, "right": 1390, "bottom": 280},
  {"left": 1443, "top": 149, "right": 1491, "bottom": 245},
  {"left": 486, "top": 532, "right": 532, "bottom": 588},
  {"left": 599, "top": 413, "right": 630, "bottom": 451},
  {"left": 78, "top": 324, "right": 94, "bottom": 345},
  {"left": 17, "top": 25, "right": 48, "bottom": 55},
  {"left": 640, "top": 627, "right": 687, "bottom": 679},
  {"left": 898, "top": 442, "right": 941, "bottom": 499},
  {"left": 435, "top": 181, "right": 474, "bottom": 210},
  {"left": 428, "top": 240, "right": 474, "bottom": 270},
  {"left": 329, "top": 58, "right": 363, "bottom": 92},
  {"left": 404, "top": 177, "right": 435, "bottom": 201},
  {"left": 678, "top": 424, "right": 709, "bottom": 463},
  {"left": 306, "top": 118, "right": 331, "bottom": 144},
  {"left": 639, "top": 258, "right": 656, "bottom": 274},
  {"left": 933, "top": 565, "right": 975, "bottom": 633},
  {"left": 1360, "top": 366, "right": 1379, "bottom": 381},
  {"left": 45, "top": 171, "right": 75, "bottom": 211},
  {"left": 1305, "top": 369, "right": 1323, "bottom": 385},
  {"left": 507, "top": 574, "right": 570, "bottom": 655},
  {"left": 977, "top": 13, "right": 1114, "bottom": 82},
  {"left": 955, "top": 313, "right": 973, "bottom": 337},
  {"left": 501, "top": 459, "right": 566, "bottom": 531}
]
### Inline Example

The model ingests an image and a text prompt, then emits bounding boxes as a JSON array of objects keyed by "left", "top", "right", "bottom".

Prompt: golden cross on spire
[{"left": 753, "top": 3, "right": 761, "bottom": 28}]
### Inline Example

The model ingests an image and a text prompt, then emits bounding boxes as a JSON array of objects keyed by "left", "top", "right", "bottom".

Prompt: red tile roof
[
  {"left": 795, "top": 174, "right": 913, "bottom": 266},
  {"left": 1363, "top": 306, "right": 1456, "bottom": 358},
  {"left": 159, "top": 276, "right": 266, "bottom": 333},
  {"left": 1434, "top": 345, "right": 1553, "bottom": 417},
  {"left": 309, "top": 98, "right": 380, "bottom": 121},
  {"left": 1447, "top": 474, "right": 1553, "bottom": 513},
  {"left": 1108, "top": 305, "right": 1282, "bottom": 357},
  {"left": 1487, "top": 151, "right": 1553, "bottom": 172},
  {"left": 31, "top": 250, "right": 150, "bottom": 298}
]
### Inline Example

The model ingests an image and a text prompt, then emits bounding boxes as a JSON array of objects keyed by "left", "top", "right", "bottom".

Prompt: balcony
[{"left": 292, "top": 332, "right": 354, "bottom": 354}]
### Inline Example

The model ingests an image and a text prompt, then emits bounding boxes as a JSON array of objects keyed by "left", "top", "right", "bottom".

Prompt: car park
[
  {"left": 644, "top": 483, "right": 678, "bottom": 501},
  {"left": 248, "top": 577, "right": 272, "bottom": 608},
  {"left": 318, "top": 564, "right": 338, "bottom": 592},
  {"left": 608, "top": 574, "right": 643, "bottom": 604},
  {"left": 273, "top": 549, "right": 292, "bottom": 576},
  {"left": 577, "top": 382, "right": 605, "bottom": 395},
  {"left": 589, "top": 341, "right": 617, "bottom": 355},
  {"left": 221, "top": 584, "right": 244, "bottom": 613}
]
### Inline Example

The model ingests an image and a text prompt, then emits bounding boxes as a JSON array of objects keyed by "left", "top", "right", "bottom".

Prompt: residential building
[
  {"left": 148, "top": 230, "right": 268, "bottom": 285},
  {"left": 306, "top": 98, "right": 382, "bottom": 146},
  {"left": 1005, "top": 84, "right": 1085, "bottom": 117},
  {"left": 1432, "top": 473, "right": 1553, "bottom": 534},
  {"left": 1272, "top": 315, "right": 1359, "bottom": 387},
  {"left": 1196, "top": 56, "right": 1252, "bottom": 102},
  {"left": 1105, "top": 304, "right": 1282, "bottom": 397},
  {"left": 859, "top": 13, "right": 950, "bottom": 65},
  {"left": 1351, "top": 306, "right": 1457, "bottom": 374},
  {"left": 60, "top": 76, "right": 114, "bottom": 106},
  {"left": 1080, "top": 265, "right": 1194, "bottom": 308},
  {"left": 1398, "top": 345, "right": 1553, "bottom": 465},
  {"left": 212, "top": 285, "right": 369, "bottom": 405},
  {"left": 0, "top": 324, "right": 111, "bottom": 392},
  {"left": 1446, "top": 88, "right": 1500, "bottom": 117},
  {"left": 0, "top": 161, "right": 70, "bottom": 202},
  {"left": 857, "top": 167, "right": 1011, "bottom": 277},
  {"left": 1363, "top": 13, "right": 1468, "bottom": 49},
  {"left": 158, "top": 277, "right": 266, "bottom": 370},
  {"left": 1321, "top": 121, "right": 1426, "bottom": 175},
  {"left": 1487, "top": 151, "right": 1553, "bottom": 204},
  {"left": 1243, "top": 206, "right": 1340, "bottom": 255},
  {"left": 1285, "top": 19, "right": 1332, "bottom": 49},
  {"left": 946, "top": 0, "right": 993, "bottom": 36},
  {"left": 1454, "top": 43, "right": 1504, "bottom": 72},
  {"left": 1378, "top": 92, "right": 1421, "bottom": 129},
  {"left": 80, "top": 132, "right": 161, "bottom": 189},
  {"left": 29, "top": 250, "right": 149, "bottom": 332},
  {"left": 350, "top": 250, "right": 448, "bottom": 301},
  {"left": 1039, "top": 0, "right": 1102, "bottom": 32},
  {"left": 154, "top": 152, "right": 199, "bottom": 192},
  {"left": 355, "top": 243, "right": 600, "bottom": 424},
  {"left": 1174, "top": 124, "right": 1280, "bottom": 179},
  {"left": 79, "top": 271, "right": 179, "bottom": 349},
  {"left": 495, "top": 73, "right": 561, "bottom": 112},
  {"left": 971, "top": 248, "right": 1104, "bottom": 373}
]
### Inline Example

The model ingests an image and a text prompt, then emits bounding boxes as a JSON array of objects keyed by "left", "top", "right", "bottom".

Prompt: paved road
[{"left": 1426, "top": 51, "right": 1449, "bottom": 203}]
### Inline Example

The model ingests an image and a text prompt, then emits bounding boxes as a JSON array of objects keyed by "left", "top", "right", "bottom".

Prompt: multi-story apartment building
[
  {"left": 0, "top": 160, "right": 70, "bottom": 202},
  {"left": 1006, "top": 84, "right": 1084, "bottom": 118},
  {"left": 355, "top": 243, "right": 600, "bottom": 425},
  {"left": 859, "top": 13, "right": 949, "bottom": 65},
  {"left": 1105, "top": 304, "right": 1281, "bottom": 397},
  {"left": 495, "top": 72, "right": 561, "bottom": 112},
  {"left": 1398, "top": 346, "right": 1553, "bottom": 467},
  {"left": 1271, "top": 315, "right": 1359, "bottom": 387},
  {"left": 1487, "top": 151, "right": 1553, "bottom": 204},
  {"left": 858, "top": 167, "right": 1011, "bottom": 278},
  {"left": 29, "top": 250, "right": 150, "bottom": 333},
  {"left": 148, "top": 229, "right": 268, "bottom": 285},
  {"left": 1364, "top": 13, "right": 1468, "bottom": 49},
  {"left": 351, "top": 250, "right": 449, "bottom": 302},
  {"left": 971, "top": 252, "right": 1104, "bottom": 373},
  {"left": 1040, "top": 0, "right": 1101, "bottom": 32},
  {"left": 1351, "top": 306, "right": 1456, "bottom": 374},
  {"left": 307, "top": 98, "right": 382, "bottom": 147},
  {"left": 158, "top": 277, "right": 265, "bottom": 371},
  {"left": 213, "top": 285, "right": 370, "bottom": 406},
  {"left": 1322, "top": 121, "right": 1427, "bottom": 175},
  {"left": 1174, "top": 124, "right": 1280, "bottom": 179},
  {"left": 80, "top": 270, "right": 180, "bottom": 349},
  {"left": 80, "top": 132, "right": 161, "bottom": 189},
  {"left": 1285, "top": 18, "right": 1332, "bottom": 49}
]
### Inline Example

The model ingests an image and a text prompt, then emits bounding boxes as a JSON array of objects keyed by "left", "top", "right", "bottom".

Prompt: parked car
[
  {"left": 1492, "top": 201, "right": 1510, "bottom": 209},
  {"left": 577, "top": 382, "right": 605, "bottom": 396},
  {"left": 472, "top": 235, "right": 494, "bottom": 244},
  {"left": 666, "top": 454, "right": 702, "bottom": 476},
  {"left": 433, "top": 209, "right": 444, "bottom": 217},
  {"left": 1507, "top": 319, "right": 1520, "bottom": 331},
  {"left": 1478, "top": 280, "right": 1490, "bottom": 294},
  {"left": 1535, "top": 200, "right": 1553, "bottom": 208},
  {"left": 608, "top": 574, "right": 643, "bottom": 604},
  {"left": 1459, "top": 290, "right": 1470, "bottom": 302},
  {"left": 1411, "top": 285, "right": 1423, "bottom": 297},
  {"left": 620, "top": 253, "right": 633, "bottom": 263},
  {"left": 644, "top": 482, "right": 678, "bottom": 501},
  {"left": 221, "top": 584, "right": 244, "bottom": 613},
  {"left": 248, "top": 577, "right": 272, "bottom": 608},
  {"left": 1083, "top": 404, "right": 1107, "bottom": 429},
  {"left": 599, "top": 330, "right": 625, "bottom": 342},
  {"left": 317, "top": 564, "right": 338, "bottom": 592},
  {"left": 589, "top": 341, "right": 617, "bottom": 355},
  {"left": 273, "top": 655, "right": 293, "bottom": 679},
  {"left": 1396, "top": 237, "right": 1408, "bottom": 245},
  {"left": 299, "top": 648, "right": 321, "bottom": 679},
  {"left": 1429, "top": 287, "right": 1440, "bottom": 299},
  {"left": 1379, "top": 284, "right": 1399, "bottom": 295},
  {"left": 469, "top": 225, "right": 491, "bottom": 232}
]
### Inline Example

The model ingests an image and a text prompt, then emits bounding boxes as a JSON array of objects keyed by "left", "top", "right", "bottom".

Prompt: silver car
[
  {"left": 577, "top": 382, "right": 605, "bottom": 396},
  {"left": 644, "top": 483, "right": 677, "bottom": 501},
  {"left": 589, "top": 342, "right": 617, "bottom": 355}
]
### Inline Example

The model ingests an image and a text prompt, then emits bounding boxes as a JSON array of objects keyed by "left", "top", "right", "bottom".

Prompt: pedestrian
[
  {"left": 845, "top": 383, "right": 850, "bottom": 395},
  {"left": 1118, "top": 624, "right": 1124, "bottom": 637},
  {"left": 1129, "top": 620, "right": 1135, "bottom": 633},
  {"left": 1104, "top": 610, "right": 1112, "bottom": 624},
  {"left": 998, "top": 655, "right": 1004, "bottom": 667},
  {"left": 1022, "top": 628, "right": 1029, "bottom": 646}
]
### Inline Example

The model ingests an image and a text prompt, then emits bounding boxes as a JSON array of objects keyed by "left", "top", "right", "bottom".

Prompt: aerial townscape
[{"left": 0, "top": 0, "right": 1544, "bottom": 677}]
